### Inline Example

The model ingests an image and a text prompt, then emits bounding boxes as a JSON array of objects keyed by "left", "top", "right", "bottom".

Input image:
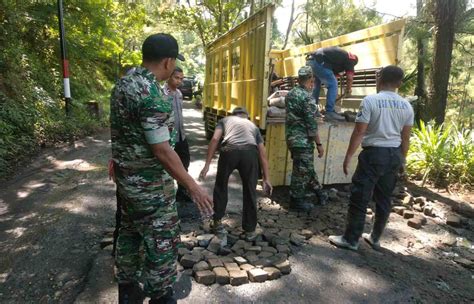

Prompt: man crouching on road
[
  {"left": 329, "top": 65, "right": 413, "bottom": 251},
  {"left": 110, "top": 33, "right": 213, "bottom": 304},
  {"left": 199, "top": 107, "right": 272, "bottom": 242}
]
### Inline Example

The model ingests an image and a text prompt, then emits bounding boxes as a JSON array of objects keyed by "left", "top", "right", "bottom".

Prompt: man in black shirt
[{"left": 307, "top": 47, "right": 358, "bottom": 121}]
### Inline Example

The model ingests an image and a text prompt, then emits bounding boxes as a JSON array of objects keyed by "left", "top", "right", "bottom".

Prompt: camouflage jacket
[
  {"left": 285, "top": 84, "right": 318, "bottom": 149},
  {"left": 110, "top": 67, "right": 177, "bottom": 188}
]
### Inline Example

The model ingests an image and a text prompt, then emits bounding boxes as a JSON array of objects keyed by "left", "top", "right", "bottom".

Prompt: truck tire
[{"left": 204, "top": 119, "right": 213, "bottom": 140}]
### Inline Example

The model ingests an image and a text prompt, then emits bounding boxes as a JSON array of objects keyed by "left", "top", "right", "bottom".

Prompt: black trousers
[
  {"left": 213, "top": 147, "right": 259, "bottom": 232},
  {"left": 343, "top": 146, "right": 403, "bottom": 245},
  {"left": 174, "top": 139, "right": 190, "bottom": 195}
]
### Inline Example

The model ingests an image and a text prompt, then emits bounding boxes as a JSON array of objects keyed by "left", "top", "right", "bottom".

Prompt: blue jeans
[{"left": 307, "top": 59, "right": 338, "bottom": 113}]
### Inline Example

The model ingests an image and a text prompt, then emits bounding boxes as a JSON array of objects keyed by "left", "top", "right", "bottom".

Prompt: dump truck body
[{"left": 203, "top": 6, "right": 406, "bottom": 185}]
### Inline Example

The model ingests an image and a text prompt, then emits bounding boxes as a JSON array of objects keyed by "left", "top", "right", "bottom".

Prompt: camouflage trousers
[
  {"left": 289, "top": 147, "right": 322, "bottom": 200},
  {"left": 115, "top": 187, "right": 180, "bottom": 299}
]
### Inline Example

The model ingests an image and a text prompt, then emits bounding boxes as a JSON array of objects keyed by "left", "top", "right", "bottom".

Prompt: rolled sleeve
[
  {"left": 140, "top": 103, "right": 171, "bottom": 145},
  {"left": 355, "top": 98, "right": 371, "bottom": 124}
]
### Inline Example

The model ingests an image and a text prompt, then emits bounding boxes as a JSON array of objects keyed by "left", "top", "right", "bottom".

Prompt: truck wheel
[{"left": 204, "top": 120, "right": 213, "bottom": 140}]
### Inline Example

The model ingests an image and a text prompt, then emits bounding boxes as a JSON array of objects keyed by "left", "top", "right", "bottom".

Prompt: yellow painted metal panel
[
  {"left": 204, "top": 5, "right": 274, "bottom": 125},
  {"left": 267, "top": 120, "right": 360, "bottom": 186},
  {"left": 323, "top": 123, "right": 362, "bottom": 184}
]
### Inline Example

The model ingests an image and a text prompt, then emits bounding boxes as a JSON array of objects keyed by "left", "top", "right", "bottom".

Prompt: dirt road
[{"left": 0, "top": 102, "right": 472, "bottom": 304}]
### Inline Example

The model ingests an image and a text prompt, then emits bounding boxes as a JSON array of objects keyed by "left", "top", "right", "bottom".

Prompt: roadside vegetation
[{"left": 1, "top": 0, "right": 472, "bottom": 190}]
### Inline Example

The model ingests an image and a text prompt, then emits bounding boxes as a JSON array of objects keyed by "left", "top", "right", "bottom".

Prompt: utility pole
[{"left": 57, "top": 0, "right": 72, "bottom": 116}]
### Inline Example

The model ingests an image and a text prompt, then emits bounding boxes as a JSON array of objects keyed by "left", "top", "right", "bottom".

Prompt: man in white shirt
[
  {"left": 329, "top": 65, "right": 414, "bottom": 251},
  {"left": 163, "top": 67, "right": 190, "bottom": 201}
]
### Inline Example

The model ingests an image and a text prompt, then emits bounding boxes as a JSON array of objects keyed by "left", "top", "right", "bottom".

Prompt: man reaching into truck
[{"left": 307, "top": 46, "right": 358, "bottom": 122}]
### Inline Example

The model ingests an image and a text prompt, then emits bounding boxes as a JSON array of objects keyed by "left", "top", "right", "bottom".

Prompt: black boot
[
  {"left": 315, "top": 189, "right": 329, "bottom": 206},
  {"left": 371, "top": 212, "right": 389, "bottom": 243},
  {"left": 289, "top": 198, "right": 314, "bottom": 212},
  {"left": 118, "top": 282, "right": 143, "bottom": 304},
  {"left": 149, "top": 287, "right": 176, "bottom": 304}
]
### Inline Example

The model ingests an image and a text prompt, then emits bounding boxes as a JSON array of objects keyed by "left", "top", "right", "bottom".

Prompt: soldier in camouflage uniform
[
  {"left": 285, "top": 66, "right": 327, "bottom": 212},
  {"left": 110, "top": 33, "right": 213, "bottom": 304}
]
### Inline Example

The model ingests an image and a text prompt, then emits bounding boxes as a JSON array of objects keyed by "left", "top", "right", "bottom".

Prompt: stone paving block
[
  {"left": 392, "top": 206, "right": 406, "bottom": 215},
  {"left": 218, "top": 247, "right": 232, "bottom": 256},
  {"left": 197, "top": 234, "right": 214, "bottom": 247},
  {"left": 290, "top": 233, "right": 305, "bottom": 246},
  {"left": 262, "top": 246, "right": 278, "bottom": 254},
  {"left": 248, "top": 268, "right": 268, "bottom": 283},
  {"left": 192, "top": 261, "right": 210, "bottom": 273},
  {"left": 208, "top": 258, "right": 224, "bottom": 269},
  {"left": 407, "top": 218, "right": 422, "bottom": 229},
  {"left": 276, "top": 245, "right": 290, "bottom": 254},
  {"left": 178, "top": 247, "right": 191, "bottom": 257},
  {"left": 258, "top": 251, "right": 274, "bottom": 258},
  {"left": 213, "top": 267, "right": 230, "bottom": 285},
  {"left": 446, "top": 215, "right": 462, "bottom": 228},
  {"left": 195, "top": 270, "right": 215, "bottom": 285},
  {"left": 224, "top": 262, "right": 240, "bottom": 272},
  {"left": 403, "top": 211, "right": 415, "bottom": 219},
  {"left": 274, "top": 260, "right": 291, "bottom": 274},
  {"left": 246, "top": 246, "right": 262, "bottom": 253},
  {"left": 300, "top": 229, "right": 313, "bottom": 239},
  {"left": 255, "top": 242, "right": 269, "bottom": 247},
  {"left": 229, "top": 270, "right": 248, "bottom": 286},
  {"left": 180, "top": 254, "right": 202, "bottom": 268},
  {"left": 263, "top": 267, "right": 281, "bottom": 280},
  {"left": 253, "top": 258, "right": 274, "bottom": 268},
  {"left": 233, "top": 256, "right": 247, "bottom": 265},
  {"left": 240, "top": 264, "right": 254, "bottom": 272}
]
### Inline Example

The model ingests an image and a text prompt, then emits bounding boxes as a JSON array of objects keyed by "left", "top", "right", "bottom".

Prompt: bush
[{"left": 407, "top": 121, "right": 474, "bottom": 189}]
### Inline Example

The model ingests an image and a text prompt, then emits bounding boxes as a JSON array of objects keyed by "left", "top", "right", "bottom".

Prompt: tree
[
  {"left": 425, "top": 0, "right": 468, "bottom": 125},
  {"left": 295, "top": 0, "right": 381, "bottom": 44}
]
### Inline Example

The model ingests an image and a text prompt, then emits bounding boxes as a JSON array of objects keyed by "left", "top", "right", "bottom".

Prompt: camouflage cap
[{"left": 298, "top": 66, "right": 313, "bottom": 77}]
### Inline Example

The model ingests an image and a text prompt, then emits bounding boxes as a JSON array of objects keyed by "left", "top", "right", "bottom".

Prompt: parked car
[{"left": 179, "top": 77, "right": 194, "bottom": 100}]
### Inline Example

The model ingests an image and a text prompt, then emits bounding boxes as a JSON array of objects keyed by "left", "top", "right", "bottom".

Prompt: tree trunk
[
  {"left": 282, "top": 0, "right": 296, "bottom": 49},
  {"left": 414, "top": 0, "right": 426, "bottom": 123},
  {"left": 426, "top": 0, "right": 462, "bottom": 124}
]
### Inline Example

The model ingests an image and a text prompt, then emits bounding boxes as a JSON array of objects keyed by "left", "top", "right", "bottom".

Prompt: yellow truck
[{"left": 203, "top": 5, "right": 406, "bottom": 186}]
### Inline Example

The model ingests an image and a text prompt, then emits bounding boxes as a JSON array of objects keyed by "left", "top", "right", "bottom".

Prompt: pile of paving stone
[
  {"left": 391, "top": 186, "right": 439, "bottom": 229},
  {"left": 177, "top": 196, "right": 323, "bottom": 286}
]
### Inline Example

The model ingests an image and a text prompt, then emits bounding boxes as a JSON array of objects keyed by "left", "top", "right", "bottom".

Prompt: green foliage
[
  {"left": 407, "top": 121, "right": 474, "bottom": 189},
  {"left": 0, "top": 1, "right": 146, "bottom": 179},
  {"left": 294, "top": 0, "right": 382, "bottom": 45}
]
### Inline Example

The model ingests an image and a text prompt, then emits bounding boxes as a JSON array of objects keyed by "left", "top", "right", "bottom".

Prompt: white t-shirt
[{"left": 355, "top": 91, "right": 414, "bottom": 148}]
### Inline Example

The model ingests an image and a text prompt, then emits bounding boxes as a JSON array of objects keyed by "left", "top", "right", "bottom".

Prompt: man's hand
[
  {"left": 263, "top": 179, "right": 273, "bottom": 196},
  {"left": 343, "top": 155, "right": 351, "bottom": 175},
  {"left": 188, "top": 184, "right": 214, "bottom": 217},
  {"left": 199, "top": 164, "right": 210, "bottom": 181},
  {"left": 316, "top": 144, "right": 324, "bottom": 158}
]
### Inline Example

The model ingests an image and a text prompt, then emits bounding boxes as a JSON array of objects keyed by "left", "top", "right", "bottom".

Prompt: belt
[{"left": 220, "top": 144, "right": 257, "bottom": 152}]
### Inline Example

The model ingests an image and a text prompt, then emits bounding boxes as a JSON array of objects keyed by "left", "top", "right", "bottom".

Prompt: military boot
[
  {"left": 118, "top": 282, "right": 143, "bottom": 304},
  {"left": 363, "top": 212, "right": 389, "bottom": 250},
  {"left": 149, "top": 287, "right": 176, "bottom": 304},
  {"left": 315, "top": 189, "right": 329, "bottom": 206},
  {"left": 289, "top": 198, "right": 314, "bottom": 212}
]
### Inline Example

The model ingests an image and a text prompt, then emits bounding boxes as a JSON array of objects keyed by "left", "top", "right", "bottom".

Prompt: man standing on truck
[
  {"left": 199, "top": 107, "right": 272, "bottom": 241},
  {"left": 110, "top": 33, "right": 213, "bottom": 303},
  {"left": 163, "top": 66, "right": 191, "bottom": 202},
  {"left": 329, "top": 65, "right": 413, "bottom": 251},
  {"left": 306, "top": 46, "right": 358, "bottom": 121},
  {"left": 285, "top": 66, "right": 328, "bottom": 212}
]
